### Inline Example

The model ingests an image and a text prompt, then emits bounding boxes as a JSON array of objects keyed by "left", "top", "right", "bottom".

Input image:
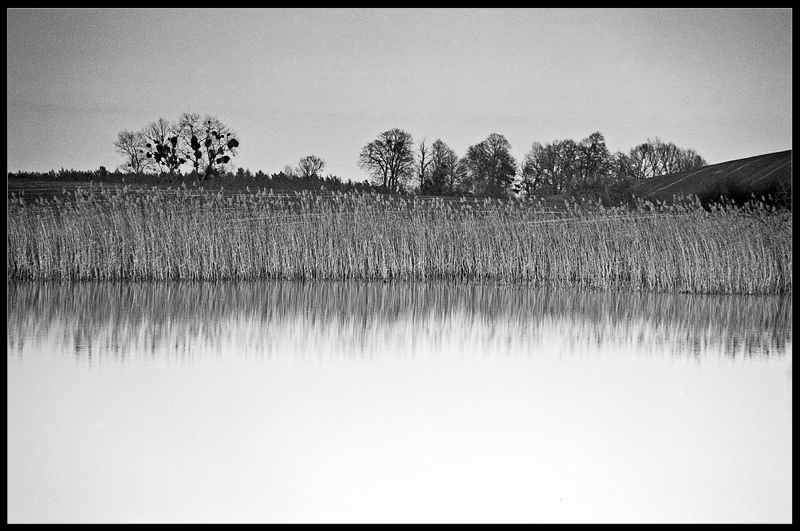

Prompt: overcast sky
[{"left": 7, "top": 8, "right": 793, "bottom": 181}]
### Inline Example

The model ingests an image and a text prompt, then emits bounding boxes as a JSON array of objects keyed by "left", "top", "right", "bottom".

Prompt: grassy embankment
[{"left": 6, "top": 186, "right": 792, "bottom": 294}]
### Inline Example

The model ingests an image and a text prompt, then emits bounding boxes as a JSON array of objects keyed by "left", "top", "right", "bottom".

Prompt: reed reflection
[{"left": 7, "top": 281, "right": 792, "bottom": 363}]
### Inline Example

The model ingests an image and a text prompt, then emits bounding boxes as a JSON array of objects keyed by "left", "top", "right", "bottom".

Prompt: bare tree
[
  {"left": 118, "top": 114, "right": 240, "bottom": 180},
  {"left": 519, "top": 138, "right": 593, "bottom": 195},
  {"left": 113, "top": 129, "right": 152, "bottom": 173},
  {"left": 464, "top": 133, "right": 517, "bottom": 198},
  {"left": 297, "top": 154, "right": 326, "bottom": 179},
  {"left": 518, "top": 142, "right": 550, "bottom": 198},
  {"left": 358, "top": 128, "right": 415, "bottom": 193},
  {"left": 673, "top": 147, "right": 706, "bottom": 173},
  {"left": 174, "top": 113, "right": 240, "bottom": 181},
  {"left": 576, "top": 132, "right": 612, "bottom": 188},
  {"left": 174, "top": 112, "right": 205, "bottom": 175},
  {"left": 421, "top": 139, "right": 462, "bottom": 195},
  {"left": 626, "top": 137, "right": 706, "bottom": 180},
  {"left": 415, "top": 138, "right": 432, "bottom": 191},
  {"left": 142, "top": 117, "right": 171, "bottom": 141},
  {"left": 142, "top": 118, "right": 184, "bottom": 175}
]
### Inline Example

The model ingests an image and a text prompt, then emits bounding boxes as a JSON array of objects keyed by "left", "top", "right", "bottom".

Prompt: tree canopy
[
  {"left": 115, "top": 113, "right": 240, "bottom": 180},
  {"left": 464, "top": 133, "right": 517, "bottom": 198},
  {"left": 358, "top": 128, "right": 416, "bottom": 193},
  {"left": 297, "top": 155, "right": 326, "bottom": 179}
]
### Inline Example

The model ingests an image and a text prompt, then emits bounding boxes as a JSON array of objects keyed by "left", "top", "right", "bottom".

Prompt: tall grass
[{"left": 6, "top": 186, "right": 792, "bottom": 294}]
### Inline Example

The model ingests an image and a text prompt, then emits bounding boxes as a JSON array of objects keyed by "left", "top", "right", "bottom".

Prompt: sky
[{"left": 6, "top": 8, "right": 793, "bottom": 182}]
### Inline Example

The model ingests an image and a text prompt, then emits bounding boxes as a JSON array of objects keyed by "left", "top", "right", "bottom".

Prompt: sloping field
[{"left": 630, "top": 149, "right": 792, "bottom": 203}]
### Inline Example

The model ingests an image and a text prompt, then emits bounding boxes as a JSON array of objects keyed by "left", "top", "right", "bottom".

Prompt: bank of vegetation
[{"left": 7, "top": 187, "right": 791, "bottom": 294}]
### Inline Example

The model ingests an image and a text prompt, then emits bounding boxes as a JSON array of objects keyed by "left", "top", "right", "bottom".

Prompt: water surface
[{"left": 7, "top": 281, "right": 792, "bottom": 523}]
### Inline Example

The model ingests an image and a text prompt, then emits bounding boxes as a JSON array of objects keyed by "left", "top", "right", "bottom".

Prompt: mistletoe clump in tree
[
  {"left": 147, "top": 137, "right": 186, "bottom": 175},
  {"left": 138, "top": 117, "right": 186, "bottom": 176},
  {"left": 177, "top": 113, "right": 240, "bottom": 180},
  {"left": 117, "top": 113, "right": 241, "bottom": 181}
]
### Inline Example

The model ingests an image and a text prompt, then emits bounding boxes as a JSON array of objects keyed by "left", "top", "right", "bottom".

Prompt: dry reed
[{"left": 6, "top": 187, "right": 792, "bottom": 294}]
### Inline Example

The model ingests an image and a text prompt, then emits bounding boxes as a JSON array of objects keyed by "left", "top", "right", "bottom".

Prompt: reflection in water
[
  {"left": 7, "top": 281, "right": 793, "bottom": 523},
  {"left": 7, "top": 281, "right": 792, "bottom": 363}
]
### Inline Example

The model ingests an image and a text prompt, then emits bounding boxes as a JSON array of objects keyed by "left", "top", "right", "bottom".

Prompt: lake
[{"left": 7, "top": 281, "right": 793, "bottom": 523}]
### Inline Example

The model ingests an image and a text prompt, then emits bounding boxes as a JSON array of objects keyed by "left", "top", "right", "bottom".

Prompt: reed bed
[{"left": 6, "top": 187, "right": 792, "bottom": 294}]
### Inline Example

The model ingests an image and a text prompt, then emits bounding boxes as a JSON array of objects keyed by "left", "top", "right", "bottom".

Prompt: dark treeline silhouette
[
  {"left": 12, "top": 125, "right": 785, "bottom": 209},
  {"left": 110, "top": 121, "right": 718, "bottom": 203},
  {"left": 357, "top": 129, "right": 708, "bottom": 205},
  {"left": 7, "top": 167, "right": 377, "bottom": 195}
]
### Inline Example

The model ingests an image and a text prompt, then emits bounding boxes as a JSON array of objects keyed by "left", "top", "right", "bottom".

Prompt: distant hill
[{"left": 630, "top": 149, "right": 792, "bottom": 204}]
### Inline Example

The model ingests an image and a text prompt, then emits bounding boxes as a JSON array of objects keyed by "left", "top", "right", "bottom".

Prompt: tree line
[
  {"left": 113, "top": 116, "right": 705, "bottom": 201},
  {"left": 359, "top": 128, "right": 707, "bottom": 200},
  {"left": 8, "top": 166, "right": 377, "bottom": 197}
]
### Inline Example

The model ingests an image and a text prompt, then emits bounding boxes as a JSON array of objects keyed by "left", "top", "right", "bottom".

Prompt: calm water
[{"left": 7, "top": 281, "right": 792, "bottom": 523}]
